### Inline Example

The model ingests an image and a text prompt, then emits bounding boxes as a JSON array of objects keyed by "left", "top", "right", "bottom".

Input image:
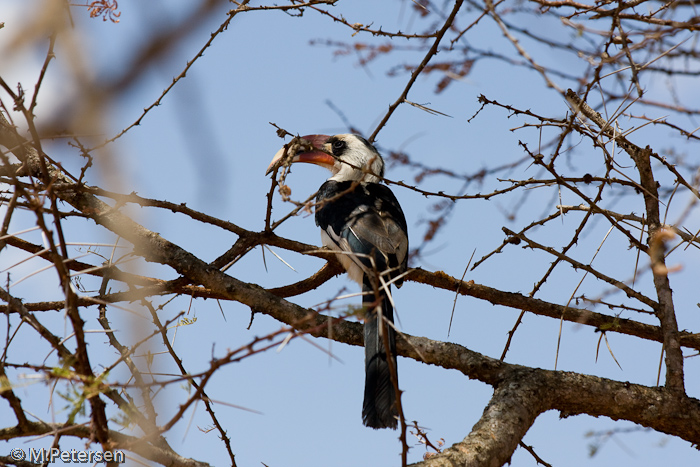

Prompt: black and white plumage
[{"left": 267, "top": 134, "right": 408, "bottom": 429}]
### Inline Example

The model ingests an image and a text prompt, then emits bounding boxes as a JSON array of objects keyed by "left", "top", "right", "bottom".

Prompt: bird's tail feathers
[{"left": 361, "top": 280, "right": 398, "bottom": 430}]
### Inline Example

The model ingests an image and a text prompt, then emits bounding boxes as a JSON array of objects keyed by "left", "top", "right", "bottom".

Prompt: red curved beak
[{"left": 266, "top": 134, "right": 334, "bottom": 175}]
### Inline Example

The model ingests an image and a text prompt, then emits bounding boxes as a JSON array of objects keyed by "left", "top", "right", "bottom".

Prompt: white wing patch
[{"left": 320, "top": 229, "right": 366, "bottom": 285}]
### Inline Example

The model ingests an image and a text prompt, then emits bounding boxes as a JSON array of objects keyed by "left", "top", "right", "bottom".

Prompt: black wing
[{"left": 315, "top": 180, "right": 408, "bottom": 284}]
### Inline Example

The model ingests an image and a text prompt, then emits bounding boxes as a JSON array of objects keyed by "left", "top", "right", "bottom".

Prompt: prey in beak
[{"left": 266, "top": 134, "right": 334, "bottom": 176}]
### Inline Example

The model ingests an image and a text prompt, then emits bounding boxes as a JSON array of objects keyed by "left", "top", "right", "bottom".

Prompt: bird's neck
[{"left": 329, "top": 165, "right": 381, "bottom": 184}]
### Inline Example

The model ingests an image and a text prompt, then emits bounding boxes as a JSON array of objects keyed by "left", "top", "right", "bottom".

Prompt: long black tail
[{"left": 361, "top": 280, "right": 398, "bottom": 429}]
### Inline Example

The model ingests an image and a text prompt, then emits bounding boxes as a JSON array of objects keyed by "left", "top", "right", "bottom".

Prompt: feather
[{"left": 316, "top": 179, "right": 407, "bottom": 429}]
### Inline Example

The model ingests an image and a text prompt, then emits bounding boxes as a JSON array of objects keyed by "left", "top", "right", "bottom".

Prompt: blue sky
[{"left": 1, "top": 1, "right": 699, "bottom": 466}]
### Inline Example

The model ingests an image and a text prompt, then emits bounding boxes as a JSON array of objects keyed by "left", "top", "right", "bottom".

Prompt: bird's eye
[{"left": 331, "top": 139, "right": 346, "bottom": 153}]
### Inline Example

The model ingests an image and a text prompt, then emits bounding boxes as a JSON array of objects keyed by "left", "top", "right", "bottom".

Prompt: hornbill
[{"left": 267, "top": 134, "right": 408, "bottom": 429}]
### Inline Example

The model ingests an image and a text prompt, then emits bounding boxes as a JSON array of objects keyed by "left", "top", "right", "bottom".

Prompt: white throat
[{"left": 329, "top": 162, "right": 381, "bottom": 183}]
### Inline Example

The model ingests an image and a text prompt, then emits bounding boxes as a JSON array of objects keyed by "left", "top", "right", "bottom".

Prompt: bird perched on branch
[{"left": 267, "top": 134, "right": 409, "bottom": 429}]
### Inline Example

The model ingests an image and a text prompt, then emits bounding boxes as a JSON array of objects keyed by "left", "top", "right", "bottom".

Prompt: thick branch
[
  {"left": 3, "top": 110, "right": 699, "bottom": 466},
  {"left": 0, "top": 421, "right": 210, "bottom": 467},
  {"left": 411, "top": 362, "right": 700, "bottom": 466},
  {"left": 567, "top": 90, "right": 684, "bottom": 392}
]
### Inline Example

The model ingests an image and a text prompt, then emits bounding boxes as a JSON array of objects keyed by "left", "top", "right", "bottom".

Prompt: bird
[{"left": 267, "top": 134, "right": 409, "bottom": 429}]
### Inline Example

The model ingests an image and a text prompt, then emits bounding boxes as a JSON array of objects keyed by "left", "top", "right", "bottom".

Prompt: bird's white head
[{"left": 267, "top": 133, "right": 385, "bottom": 184}]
